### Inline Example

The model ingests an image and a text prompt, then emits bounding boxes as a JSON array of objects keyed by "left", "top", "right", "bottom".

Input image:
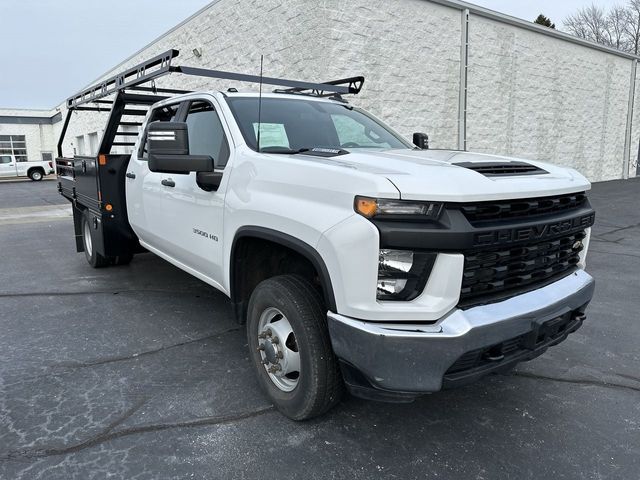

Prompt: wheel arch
[
  {"left": 229, "top": 226, "right": 337, "bottom": 323},
  {"left": 27, "top": 166, "right": 45, "bottom": 177}
]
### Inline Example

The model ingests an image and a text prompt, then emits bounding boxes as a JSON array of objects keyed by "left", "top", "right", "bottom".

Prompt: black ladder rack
[{"left": 58, "top": 49, "right": 365, "bottom": 156}]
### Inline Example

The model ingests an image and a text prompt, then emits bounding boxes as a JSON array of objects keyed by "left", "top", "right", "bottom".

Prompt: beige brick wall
[
  {"left": 467, "top": 16, "right": 632, "bottom": 182},
  {"left": 46, "top": 0, "right": 640, "bottom": 181}
]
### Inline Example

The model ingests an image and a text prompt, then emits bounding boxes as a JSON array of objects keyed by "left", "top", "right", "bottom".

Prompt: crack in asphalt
[
  {"left": 597, "top": 221, "right": 640, "bottom": 236},
  {"left": 591, "top": 236, "right": 624, "bottom": 245},
  {"left": 0, "top": 289, "right": 218, "bottom": 299},
  {"left": 587, "top": 249, "right": 640, "bottom": 260},
  {"left": 53, "top": 326, "right": 242, "bottom": 369},
  {"left": 0, "top": 326, "right": 244, "bottom": 392},
  {"left": 512, "top": 371, "right": 640, "bottom": 393},
  {"left": 613, "top": 372, "right": 640, "bottom": 383},
  {"left": 1, "top": 406, "right": 275, "bottom": 461}
]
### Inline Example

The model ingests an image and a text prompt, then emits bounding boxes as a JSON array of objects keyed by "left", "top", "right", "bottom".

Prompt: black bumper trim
[{"left": 442, "top": 309, "right": 586, "bottom": 389}]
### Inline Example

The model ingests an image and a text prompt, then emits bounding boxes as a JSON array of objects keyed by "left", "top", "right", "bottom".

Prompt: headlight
[
  {"left": 377, "top": 249, "right": 437, "bottom": 301},
  {"left": 355, "top": 196, "right": 443, "bottom": 220}
]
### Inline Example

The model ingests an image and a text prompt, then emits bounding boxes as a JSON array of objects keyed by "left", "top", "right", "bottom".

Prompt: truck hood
[{"left": 301, "top": 149, "right": 590, "bottom": 202}]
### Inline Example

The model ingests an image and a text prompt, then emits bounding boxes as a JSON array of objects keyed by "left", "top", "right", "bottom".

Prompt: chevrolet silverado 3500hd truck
[{"left": 57, "top": 51, "right": 595, "bottom": 420}]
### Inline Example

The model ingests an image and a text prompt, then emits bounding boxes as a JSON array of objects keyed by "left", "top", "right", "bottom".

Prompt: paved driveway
[{"left": 0, "top": 178, "right": 638, "bottom": 479}]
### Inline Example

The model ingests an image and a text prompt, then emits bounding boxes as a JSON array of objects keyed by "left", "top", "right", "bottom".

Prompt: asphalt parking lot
[{"left": 1, "top": 178, "right": 639, "bottom": 479}]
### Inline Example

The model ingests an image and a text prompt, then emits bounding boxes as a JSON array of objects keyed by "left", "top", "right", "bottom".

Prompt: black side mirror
[
  {"left": 148, "top": 122, "right": 214, "bottom": 174},
  {"left": 413, "top": 132, "right": 429, "bottom": 150}
]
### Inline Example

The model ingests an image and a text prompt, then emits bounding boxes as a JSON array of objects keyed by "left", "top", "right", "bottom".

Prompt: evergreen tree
[{"left": 534, "top": 14, "right": 556, "bottom": 29}]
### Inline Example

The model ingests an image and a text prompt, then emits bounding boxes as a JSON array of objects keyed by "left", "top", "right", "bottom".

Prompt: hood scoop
[{"left": 454, "top": 161, "right": 547, "bottom": 177}]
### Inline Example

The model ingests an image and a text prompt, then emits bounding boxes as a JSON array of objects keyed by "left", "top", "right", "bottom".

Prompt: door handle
[
  {"left": 126, "top": 172, "right": 136, "bottom": 179},
  {"left": 161, "top": 179, "right": 175, "bottom": 187}
]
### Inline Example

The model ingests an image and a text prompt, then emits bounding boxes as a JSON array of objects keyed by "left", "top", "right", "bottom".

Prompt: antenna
[{"left": 257, "top": 55, "right": 264, "bottom": 152}]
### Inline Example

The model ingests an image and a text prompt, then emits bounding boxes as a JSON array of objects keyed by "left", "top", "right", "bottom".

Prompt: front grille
[
  {"left": 459, "top": 192, "right": 587, "bottom": 225},
  {"left": 460, "top": 230, "right": 586, "bottom": 306},
  {"left": 454, "top": 161, "right": 547, "bottom": 177}
]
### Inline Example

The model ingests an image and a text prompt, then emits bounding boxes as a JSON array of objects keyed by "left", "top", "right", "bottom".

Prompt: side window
[
  {"left": 0, "top": 155, "right": 12, "bottom": 164},
  {"left": 185, "top": 101, "right": 230, "bottom": 168},
  {"left": 139, "top": 103, "right": 181, "bottom": 159}
]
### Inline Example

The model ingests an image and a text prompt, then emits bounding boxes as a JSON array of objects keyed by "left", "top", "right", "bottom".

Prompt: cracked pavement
[{"left": 1, "top": 178, "right": 639, "bottom": 479}]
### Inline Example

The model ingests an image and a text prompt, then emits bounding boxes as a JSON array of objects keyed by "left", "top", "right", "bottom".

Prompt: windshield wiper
[
  {"left": 258, "top": 146, "right": 308, "bottom": 154},
  {"left": 258, "top": 146, "right": 350, "bottom": 157}
]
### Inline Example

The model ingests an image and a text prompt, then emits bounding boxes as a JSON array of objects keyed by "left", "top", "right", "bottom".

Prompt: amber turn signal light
[{"left": 354, "top": 197, "right": 378, "bottom": 218}]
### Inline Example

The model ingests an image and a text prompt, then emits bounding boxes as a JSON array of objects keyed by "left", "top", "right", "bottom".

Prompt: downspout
[
  {"left": 458, "top": 8, "right": 470, "bottom": 151},
  {"left": 623, "top": 59, "right": 637, "bottom": 179}
]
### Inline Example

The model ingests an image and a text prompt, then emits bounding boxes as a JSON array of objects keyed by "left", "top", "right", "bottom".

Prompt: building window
[
  {"left": 75, "top": 136, "right": 86, "bottom": 155},
  {"left": 0, "top": 135, "right": 27, "bottom": 162},
  {"left": 88, "top": 132, "right": 99, "bottom": 155},
  {"left": 42, "top": 152, "right": 53, "bottom": 162}
]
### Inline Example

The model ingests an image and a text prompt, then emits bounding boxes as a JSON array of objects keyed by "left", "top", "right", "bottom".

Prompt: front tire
[
  {"left": 247, "top": 275, "right": 343, "bottom": 420},
  {"left": 28, "top": 169, "right": 43, "bottom": 181},
  {"left": 82, "top": 213, "right": 109, "bottom": 268}
]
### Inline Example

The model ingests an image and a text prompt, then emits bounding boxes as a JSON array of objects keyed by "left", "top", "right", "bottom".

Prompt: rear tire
[
  {"left": 28, "top": 169, "right": 43, "bottom": 181},
  {"left": 82, "top": 213, "right": 109, "bottom": 268},
  {"left": 247, "top": 275, "right": 343, "bottom": 421}
]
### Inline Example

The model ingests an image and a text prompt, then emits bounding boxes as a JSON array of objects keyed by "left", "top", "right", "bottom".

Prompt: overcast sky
[
  {"left": 0, "top": 0, "right": 625, "bottom": 110},
  {"left": 471, "top": 0, "right": 621, "bottom": 24}
]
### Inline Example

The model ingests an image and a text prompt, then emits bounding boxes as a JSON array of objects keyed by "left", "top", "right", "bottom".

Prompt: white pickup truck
[
  {"left": 0, "top": 154, "right": 53, "bottom": 181},
  {"left": 56, "top": 51, "right": 595, "bottom": 420}
]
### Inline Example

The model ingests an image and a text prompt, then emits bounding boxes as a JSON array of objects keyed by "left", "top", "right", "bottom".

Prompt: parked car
[
  {"left": 56, "top": 50, "right": 595, "bottom": 420},
  {"left": 0, "top": 154, "right": 54, "bottom": 181}
]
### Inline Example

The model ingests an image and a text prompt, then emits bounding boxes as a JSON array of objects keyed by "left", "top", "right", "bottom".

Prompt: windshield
[{"left": 225, "top": 97, "right": 412, "bottom": 152}]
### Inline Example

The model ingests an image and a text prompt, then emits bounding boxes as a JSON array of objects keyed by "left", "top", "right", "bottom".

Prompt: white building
[
  {"left": 0, "top": 109, "right": 61, "bottom": 163},
  {"left": 4, "top": 0, "right": 640, "bottom": 181}
]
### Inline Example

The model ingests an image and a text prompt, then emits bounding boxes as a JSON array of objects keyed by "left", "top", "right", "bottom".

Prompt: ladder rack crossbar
[
  {"left": 67, "top": 49, "right": 179, "bottom": 109},
  {"left": 171, "top": 66, "right": 363, "bottom": 95}
]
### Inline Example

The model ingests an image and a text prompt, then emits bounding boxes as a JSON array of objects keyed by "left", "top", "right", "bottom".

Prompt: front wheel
[
  {"left": 28, "top": 169, "right": 43, "bottom": 181},
  {"left": 247, "top": 275, "right": 343, "bottom": 420}
]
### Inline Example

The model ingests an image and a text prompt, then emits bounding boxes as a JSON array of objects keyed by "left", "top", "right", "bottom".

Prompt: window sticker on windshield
[{"left": 253, "top": 123, "right": 290, "bottom": 148}]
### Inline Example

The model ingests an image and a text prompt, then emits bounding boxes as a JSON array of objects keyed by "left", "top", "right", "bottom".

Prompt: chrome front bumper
[{"left": 327, "top": 269, "right": 595, "bottom": 399}]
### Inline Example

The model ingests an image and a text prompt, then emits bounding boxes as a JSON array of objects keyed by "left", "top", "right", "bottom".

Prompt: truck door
[
  {"left": 126, "top": 102, "right": 183, "bottom": 252},
  {"left": 0, "top": 155, "right": 17, "bottom": 177},
  {"left": 159, "top": 99, "right": 231, "bottom": 284}
]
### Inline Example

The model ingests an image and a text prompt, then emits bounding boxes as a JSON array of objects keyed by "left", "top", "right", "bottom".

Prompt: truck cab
[
  {"left": 56, "top": 50, "right": 595, "bottom": 420},
  {"left": 0, "top": 154, "right": 16, "bottom": 177}
]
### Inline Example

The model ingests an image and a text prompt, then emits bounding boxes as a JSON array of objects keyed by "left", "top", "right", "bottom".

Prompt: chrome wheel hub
[{"left": 257, "top": 307, "right": 300, "bottom": 392}]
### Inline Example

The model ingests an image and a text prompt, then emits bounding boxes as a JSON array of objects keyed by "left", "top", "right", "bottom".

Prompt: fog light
[
  {"left": 377, "top": 278, "right": 408, "bottom": 296},
  {"left": 376, "top": 250, "right": 438, "bottom": 301}
]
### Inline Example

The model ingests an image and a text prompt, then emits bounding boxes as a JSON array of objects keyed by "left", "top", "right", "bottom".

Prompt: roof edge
[{"left": 430, "top": 0, "right": 640, "bottom": 60}]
